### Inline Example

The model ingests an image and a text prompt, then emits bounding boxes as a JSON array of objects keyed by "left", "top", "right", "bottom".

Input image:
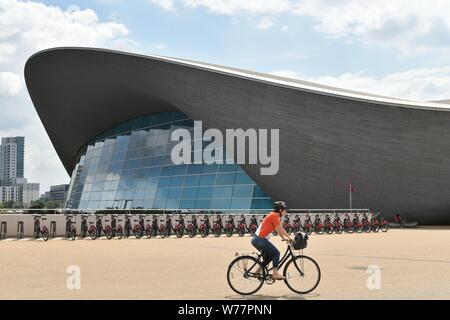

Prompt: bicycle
[
  {"left": 174, "top": 215, "right": 185, "bottom": 238},
  {"left": 352, "top": 214, "right": 364, "bottom": 233},
  {"left": 212, "top": 215, "right": 224, "bottom": 237},
  {"left": 379, "top": 216, "right": 389, "bottom": 232},
  {"left": 144, "top": 215, "right": 153, "bottom": 239},
  {"left": 151, "top": 215, "right": 159, "bottom": 237},
  {"left": 333, "top": 215, "right": 344, "bottom": 234},
  {"left": 80, "top": 214, "right": 88, "bottom": 238},
  {"left": 343, "top": 214, "right": 355, "bottom": 233},
  {"left": 103, "top": 216, "right": 114, "bottom": 240},
  {"left": 65, "top": 215, "right": 77, "bottom": 240},
  {"left": 236, "top": 215, "right": 247, "bottom": 237},
  {"left": 370, "top": 216, "right": 380, "bottom": 232},
  {"left": 199, "top": 215, "right": 211, "bottom": 238},
  {"left": 132, "top": 217, "right": 142, "bottom": 239},
  {"left": 227, "top": 236, "right": 321, "bottom": 295},
  {"left": 291, "top": 215, "right": 301, "bottom": 234},
  {"left": 224, "top": 215, "right": 236, "bottom": 237},
  {"left": 34, "top": 215, "right": 49, "bottom": 241},
  {"left": 164, "top": 215, "right": 174, "bottom": 237},
  {"left": 313, "top": 215, "right": 325, "bottom": 234},
  {"left": 361, "top": 214, "right": 372, "bottom": 233},
  {"left": 248, "top": 215, "right": 258, "bottom": 236},
  {"left": 124, "top": 214, "right": 132, "bottom": 238},
  {"left": 303, "top": 215, "right": 313, "bottom": 235},
  {"left": 108, "top": 214, "right": 123, "bottom": 239},
  {"left": 323, "top": 214, "right": 334, "bottom": 234},
  {"left": 158, "top": 216, "right": 168, "bottom": 238},
  {"left": 186, "top": 215, "right": 199, "bottom": 238},
  {"left": 283, "top": 215, "right": 292, "bottom": 235},
  {"left": 88, "top": 218, "right": 97, "bottom": 240},
  {"left": 115, "top": 215, "right": 124, "bottom": 239}
]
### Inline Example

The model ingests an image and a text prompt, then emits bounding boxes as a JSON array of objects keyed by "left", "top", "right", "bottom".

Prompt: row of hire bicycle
[{"left": 33, "top": 211, "right": 390, "bottom": 241}]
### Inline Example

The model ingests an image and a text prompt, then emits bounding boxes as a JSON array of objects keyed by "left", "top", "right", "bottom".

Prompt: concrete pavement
[{"left": 1, "top": 227, "right": 449, "bottom": 299}]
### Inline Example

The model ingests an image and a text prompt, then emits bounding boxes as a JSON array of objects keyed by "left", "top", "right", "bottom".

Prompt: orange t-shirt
[{"left": 255, "top": 212, "right": 281, "bottom": 238}]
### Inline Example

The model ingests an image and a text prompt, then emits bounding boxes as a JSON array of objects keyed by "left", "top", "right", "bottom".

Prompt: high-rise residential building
[
  {"left": 0, "top": 137, "right": 39, "bottom": 206},
  {"left": 0, "top": 186, "right": 19, "bottom": 204},
  {"left": 0, "top": 137, "right": 24, "bottom": 184}
]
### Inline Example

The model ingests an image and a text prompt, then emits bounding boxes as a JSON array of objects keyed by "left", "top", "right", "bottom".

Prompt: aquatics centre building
[{"left": 25, "top": 47, "right": 450, "bottom": 224}]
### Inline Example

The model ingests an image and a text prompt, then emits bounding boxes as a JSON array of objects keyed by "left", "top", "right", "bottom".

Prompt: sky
[{"left": 1, "top": 0, "right": 450, "bottom": 194}]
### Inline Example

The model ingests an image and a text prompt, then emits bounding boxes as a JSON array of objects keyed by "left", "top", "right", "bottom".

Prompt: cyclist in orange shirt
[{"left": 251, "top": 201, "right": 293, "bottom": 280}]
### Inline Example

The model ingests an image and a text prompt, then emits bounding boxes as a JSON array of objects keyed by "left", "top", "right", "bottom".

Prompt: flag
[{"left": 349, "top": 184, "right": 356, "bottom": 193}]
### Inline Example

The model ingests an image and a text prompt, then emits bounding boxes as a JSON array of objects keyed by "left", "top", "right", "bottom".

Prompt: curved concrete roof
[{"left": 25, "top": 47, "right": 450, "bottom": 223}]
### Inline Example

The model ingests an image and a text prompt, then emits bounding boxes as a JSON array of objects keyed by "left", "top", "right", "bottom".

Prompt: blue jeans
[{"left": 251, "top": 236, "right": 280, "bottom": 268}]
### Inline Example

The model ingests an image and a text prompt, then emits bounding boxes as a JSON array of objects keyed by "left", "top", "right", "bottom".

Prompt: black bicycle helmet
[{"left": 273, "top": 201, "right": 288, "bottom": 211}]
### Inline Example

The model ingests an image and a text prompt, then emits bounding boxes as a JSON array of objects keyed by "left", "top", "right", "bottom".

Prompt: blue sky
[{"left": 1, "top": 0, "right": 450, "bottom": 192}]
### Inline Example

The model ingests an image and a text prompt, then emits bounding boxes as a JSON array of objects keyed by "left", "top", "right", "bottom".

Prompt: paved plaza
[{"left": 1, "top": 227, "right": 449, "bottom": 300}]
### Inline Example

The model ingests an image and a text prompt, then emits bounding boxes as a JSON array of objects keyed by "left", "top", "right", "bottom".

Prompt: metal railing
[{"left": 0, "top": 208, "right": 372, "bottom": 215}]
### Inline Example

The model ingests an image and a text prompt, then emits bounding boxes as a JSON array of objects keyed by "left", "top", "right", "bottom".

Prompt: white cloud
[
  {"left": 150, "top": 0, "right": 450, "bottom": 53},
  {"left": 0, "top": 72, "right": 22, "bottom": 96},
  {"left": 257, "top": 16, "right": 274, "bottom": 30},
  {"left": 270, "top": 67, "right": 450, "bottom": 102},
  {"left": 281, "top": 25, "right": 289, "bottom": 32},
  {"left": 149, "top": 0, "right": 176, "bottom": 12},
  {"left": 294, "top": 0, "right": 450, "bottom": 54},
  {"left": 0, "top": 0, "right": 138, "bottom": 193},
  {"left": 178, "top": 0, "right": 291, "bottom": 15}
]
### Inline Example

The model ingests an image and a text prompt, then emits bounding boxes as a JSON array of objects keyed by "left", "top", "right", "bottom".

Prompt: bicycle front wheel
[
  {"left": 42, "top": 228, "right": 49, "bottom": 241},
  {"left": 283, "top": 255, "right": 321, "bottom": 294},
  {"left": 70, "top": 228, "right": 77, "bottom": 241},
  {"left": 227, "top": 256, "right": 265, "bottom": 295}
]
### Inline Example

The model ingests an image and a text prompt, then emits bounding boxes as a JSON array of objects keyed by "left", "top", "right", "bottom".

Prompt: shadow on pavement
[{"left": 224, "top": 293, "right": 320, "bottom": 300}]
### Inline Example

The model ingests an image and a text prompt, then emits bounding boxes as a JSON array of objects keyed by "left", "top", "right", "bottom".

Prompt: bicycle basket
[{"left": 293, "top": 232, "right": 308, "bottom": 250}]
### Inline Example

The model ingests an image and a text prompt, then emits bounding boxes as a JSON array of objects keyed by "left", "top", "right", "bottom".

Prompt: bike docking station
[
  {"left": 16, "top": 220, "right": 24, "bottom": 239},
  {"left": 33, "top": 215, "right": 39, "bottom": 238},
  {"left": 0, "top": 208, "right": 389, "bottom": 240},
  {"left": 0, "top": 221, "right": 7, "bottom": 239},
  {"left": 50, "top": 220, "right": 56, "bottom": 239}
]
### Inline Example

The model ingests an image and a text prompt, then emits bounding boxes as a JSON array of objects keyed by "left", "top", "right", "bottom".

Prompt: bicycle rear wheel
[
  {"left": 227, "top": 256, "right": 265, "bottom": 295},
  {"left": 283, "top": 255, "right": 321, "bottom": 294}
]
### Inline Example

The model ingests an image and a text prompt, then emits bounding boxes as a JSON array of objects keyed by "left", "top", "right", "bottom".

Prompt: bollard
[
  {"left": 0, "top": 221, "right": 7, "bottom": 239},
  {"left": 17, "top": 221, "right": 24, "bottom": 239},
  {"left": 50, "top": 221, "right": 56, "bottom": 238}
]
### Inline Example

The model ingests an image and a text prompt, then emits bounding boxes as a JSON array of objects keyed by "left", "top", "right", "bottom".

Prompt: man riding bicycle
[{"left": 251, "top": 201, "right": 293, "bottom": 280}]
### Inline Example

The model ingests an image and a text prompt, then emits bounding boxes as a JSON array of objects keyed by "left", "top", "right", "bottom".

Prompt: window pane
[
  {"left": 212, "top": 186, "right": 233, "bottom": 199},
  {"left": 233, "top": 185, "right": 254, "bottom": 198},
  {"left": 197, "top": 187, "right": 213, "bottom": 198},
  {"left": 215, "top": 173, "right": 236, "bottom": 186},
  {"left": 200, "top": 174, "right": 216, "bottom": 186}
]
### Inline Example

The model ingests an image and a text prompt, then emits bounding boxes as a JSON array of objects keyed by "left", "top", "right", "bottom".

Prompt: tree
[
  {"left": 29, "top": 199, "right": 46, "bottom": 209},
  {"left": 0, "top": 200, "right": 15, "bottom": 209},
  {"left": 45, "top": 200, "right": 63, "bottom": 209}
]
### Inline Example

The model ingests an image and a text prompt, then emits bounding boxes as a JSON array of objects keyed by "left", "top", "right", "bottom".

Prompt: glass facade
[{"left": 66, "top": 112, "right": 272, "bottom": 211}]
